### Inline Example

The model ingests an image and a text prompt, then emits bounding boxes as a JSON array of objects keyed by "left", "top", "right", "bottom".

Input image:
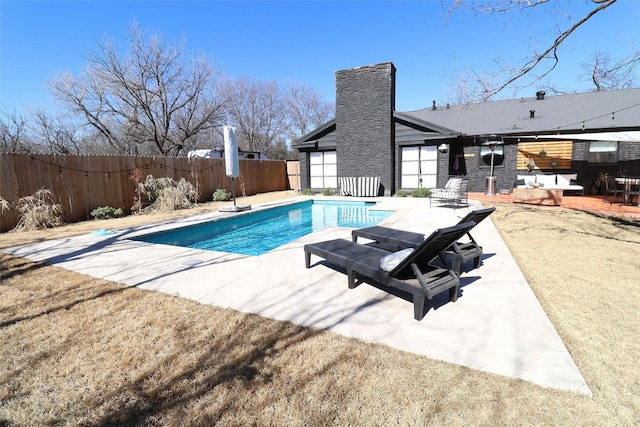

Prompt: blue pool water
[{"left": 132, "top": 200, "right": 393, "bottom": 256}]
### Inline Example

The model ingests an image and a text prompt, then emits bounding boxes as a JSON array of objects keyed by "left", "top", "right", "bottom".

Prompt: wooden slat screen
[
  {"left": 517, "top": 141, "right": 573, "bottom": 171},
  {"left": 0, "top": 153, "right": 289, "bottom": 232},
  {"left": 286, "top": 160, "right": 301, "bottom": 192}
]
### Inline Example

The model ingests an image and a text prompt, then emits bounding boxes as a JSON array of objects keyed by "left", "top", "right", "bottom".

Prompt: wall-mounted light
[{"left": 438, "top": 143, "right": 448, "bottom": 154}]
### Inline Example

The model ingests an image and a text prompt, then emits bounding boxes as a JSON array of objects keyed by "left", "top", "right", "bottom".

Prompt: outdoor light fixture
[{"left": 438, "top": 143, "right": 448, "bottom": 153}]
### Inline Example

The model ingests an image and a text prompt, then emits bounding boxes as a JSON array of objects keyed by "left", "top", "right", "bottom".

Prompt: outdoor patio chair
[
  {"left": 304, "top": 222, "right": 476, "bottom": 320},
  {"left": 430, "top": 178, "right": 469, "bottom": 207},
  {"left": 623, "top": 177, "right": 640, "bottom": 206},
  {"left": 603, "top": 176, "right": 624, "bottom": 204},
  {"left": 351, "top": 207, "right": 496, "bottom": 274}
]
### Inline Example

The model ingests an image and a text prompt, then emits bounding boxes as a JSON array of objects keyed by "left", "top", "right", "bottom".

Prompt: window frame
[
  {"left": 309, "top": 151, "right": 337, "bottom": 189},
  {"left": 400, "top": 145, "right": 438, "bottom": 189}
]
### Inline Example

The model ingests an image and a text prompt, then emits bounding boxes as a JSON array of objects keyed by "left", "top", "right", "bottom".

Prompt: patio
[{"left": 470, "top": 192, "right": 640, "bottom": 219}]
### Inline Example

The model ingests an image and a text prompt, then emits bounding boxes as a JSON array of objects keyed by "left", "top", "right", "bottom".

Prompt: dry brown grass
[{"left": 1, "top": 193, "right": 639, "bottom": 425}]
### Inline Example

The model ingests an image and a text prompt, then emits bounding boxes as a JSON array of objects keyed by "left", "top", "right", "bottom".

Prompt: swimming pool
[{"left": 132, "top": 200, "right": 393, "bottom": 256}]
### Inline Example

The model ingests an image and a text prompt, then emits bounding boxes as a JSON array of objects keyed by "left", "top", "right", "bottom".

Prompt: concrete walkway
[{"left": 3, "top": 196, "right": 591, "bottom": 395}]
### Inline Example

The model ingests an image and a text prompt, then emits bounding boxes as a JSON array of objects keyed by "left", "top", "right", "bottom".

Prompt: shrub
[
  {"left": 395, "top": 190, "right": 408, "bottom": 197},
  {"left": 12, "top": 188, "right": 63, "bottom": 231},
  {"left": 212, "top": 188, "right": 231, "bottom": 201},
  {"left": 301, "top": 188, "right": 314, "bottom": 196},
  {"left": 322, "top": 187, "right": 336, "bottom": 196},
  {"left": 411, "top": 188, "right": 431, "bottom": 198},
  {"left": 137, "top": 175, "right": 197, "bottom": 212},
  {"left": 90, "top": 206, "right": 124, "bottom": 220}
]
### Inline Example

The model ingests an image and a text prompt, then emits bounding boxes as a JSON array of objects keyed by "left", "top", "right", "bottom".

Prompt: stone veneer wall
[{"left": 335, "top": 62, "right": 396, "bottom": 196}]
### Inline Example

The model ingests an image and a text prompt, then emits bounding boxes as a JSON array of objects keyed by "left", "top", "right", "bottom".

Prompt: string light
[
  {"left": 22, "top": 155, "right": 214, "bottom": 176},
  {"left": 554, "top": 101, "right": 638, "bottom": 131},
  {"left": 499, "top": 101, "right": 639, "bottom": 140}
]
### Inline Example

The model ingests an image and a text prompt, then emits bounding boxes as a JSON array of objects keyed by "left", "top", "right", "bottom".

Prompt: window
[
  {"left": 479, "top": 145, "right": 504, "bottom": 168},
  {"left": 589, "top": 141, "right": 618, "bottom": 164},
  {"left": 401, "top": 146, "right": 437, "bottom": 189},
  {"left": 309, "top": 151, "right": 337, "bottom": 189}
]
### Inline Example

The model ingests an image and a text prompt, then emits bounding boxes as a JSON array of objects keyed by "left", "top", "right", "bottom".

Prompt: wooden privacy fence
[{"left": 1, "top": 153, "right": 293, "bottom": 232}]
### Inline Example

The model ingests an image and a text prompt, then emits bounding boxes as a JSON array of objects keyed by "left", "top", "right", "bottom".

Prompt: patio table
[{"left": 615, "top": 177, "right": 640, "bottom": 206}]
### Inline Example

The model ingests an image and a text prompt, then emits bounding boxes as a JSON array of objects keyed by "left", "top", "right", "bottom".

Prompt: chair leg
[
  {"left": 473, "top": 256, "right": 481, "bottom": 269},
  {"left": 449, "top": 284, "right": 459, "bottom": 302},
  {"left": 305, "top": 251, "right": 311, "bottom": 268},
  {"left": 347, "top": 270, "right": 357, "bottom": 289},
  {"left": 413, "top": 294, "right": 426, "bottom": 320},
  {"left": 451, "top": 256, "right": 462, "bottom": 275}
]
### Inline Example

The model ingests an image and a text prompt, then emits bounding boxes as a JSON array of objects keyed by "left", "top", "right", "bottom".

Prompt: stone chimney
[{"left": 335, "top": 62, "right": 396, "bottom": 195}]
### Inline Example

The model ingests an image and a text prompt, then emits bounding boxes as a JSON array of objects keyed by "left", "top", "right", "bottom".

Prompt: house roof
[
  {"left": 292, "top": 119, "right": 336, "bottom": 147},
  {"left": 404, "top": 88, "right": 640, "bottom": 137},
  {"left": 393, "top": 111, "right": 461, "bottom": 138},
  {"left": 292, "top": 88, "right": 640, "bottom": 147}
]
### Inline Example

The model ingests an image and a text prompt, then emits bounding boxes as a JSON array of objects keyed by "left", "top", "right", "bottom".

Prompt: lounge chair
[
  {"left": 351, "top": 207, "right": 496, "bottom": 274},
  {"left": 304, "top": 222, "right": 476, "bottom": 320}
]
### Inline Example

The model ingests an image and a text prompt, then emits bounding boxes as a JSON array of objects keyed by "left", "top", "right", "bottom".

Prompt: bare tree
[
  {"left": 283, "top": 81, "right": 334, "bottom": 142},
  {"left": 30, "top": 109, "right": 82, "bottom": 154},
  {"left": 0, "top": 108, "right": 31, "bottom": 153},
  {"left": 47, "top": 22, "right": 226, "bottom": 156},
  {"left": 581, "top": 51, "right": 638, "bottom": 91},
  {"left": 446, "top": 0, "right": 635, "bottom": 101},
  {"left": 220, "top": 77, "right": 287, "bottom": 154}
]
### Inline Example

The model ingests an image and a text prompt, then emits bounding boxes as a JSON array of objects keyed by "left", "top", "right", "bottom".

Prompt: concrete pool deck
[{"left": 3, "top": 196, "right": 591, "bottom": 395}]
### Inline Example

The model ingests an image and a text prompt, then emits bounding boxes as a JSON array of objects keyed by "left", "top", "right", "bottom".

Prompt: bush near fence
[{"left": 1, "top": 153, "right": 295, "bottom": 232}]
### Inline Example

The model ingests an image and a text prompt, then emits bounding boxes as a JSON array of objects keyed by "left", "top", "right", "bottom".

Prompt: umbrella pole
[{"left": 232, "top": 177, "right": 237, "bottom": 206}]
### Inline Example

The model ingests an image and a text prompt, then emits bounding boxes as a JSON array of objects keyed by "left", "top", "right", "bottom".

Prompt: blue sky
[{"left": 1, "top": 0, "right": 639, "bottom": 114}]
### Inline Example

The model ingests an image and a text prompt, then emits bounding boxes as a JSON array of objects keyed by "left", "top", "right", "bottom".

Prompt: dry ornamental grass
[
  {"left": 1, "top": 192, "right": 639, "bottom": 425},
  {"left": 10, "top": 188, "right": 63, "bottom": 232}
]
